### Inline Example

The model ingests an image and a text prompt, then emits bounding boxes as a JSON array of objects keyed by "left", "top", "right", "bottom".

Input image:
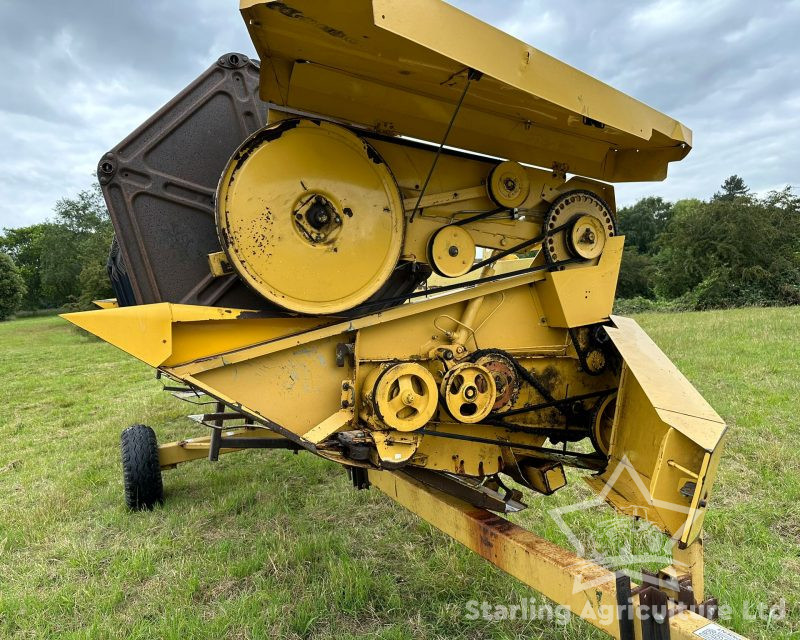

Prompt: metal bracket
[
  {"left": 335, "top": 342, "right": 355, "bottom": 367},
  {"left": 347, "top": 466, "right": 370, "bottom": 490},
  {"left": 208, "top": 251, "right": 234, "bottom": 277},
  {"left": 639, "top": 586, "right": 671, "bottom": 640},
  {"left": 616, "top": 573, "right": 636, "bottom": 640}
]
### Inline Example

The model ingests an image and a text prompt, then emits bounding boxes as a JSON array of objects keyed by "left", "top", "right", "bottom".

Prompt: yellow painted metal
[
  {"left": 544, "top": 191, "right": 616, "bottom": 267},
  {"left": 537, "top": 235, "right": 623, "bottom": 328},
  {"left": 368, "top": 470, "right": 744, "bottom": 640},
  {"left": 65, "top": 225, "right": 732, "bottom": 636},
  {"left": 240, "top": 0, "right": 691, "bottom": 182},
  {"left": 216, "top": 118, "right": 405, "bottom": 314},
  {"left": 63, "top": 245, "right": 680, "bottom": 497},
  {"left": 592, "top": 392, "right": 617, "bottom": 457},
  {"left": 92, "top": 298, "right": 118, "bottom": 309},
  {"left": 168, "top": 269, "right": 550, "bottom": 377},
  {"left": 369, "top": 363, "right": 439, "bottom": 432},
  {"left": 401, "top": 185, "right": 487, "bottom": 211},
  {"left": 218, "top": 106, "right": 617, "bottom": 296},
  {"left": 569, "top": 215, "right": 608, "bottom": 260},
  {"left": 62, "top": 303, "right": 327, "bottom": 368},
  {"left": 425, "top": 256, "right": 535, "bottom": 290},
  {"left": 207, "top": 251, "right": 233, "bottom": 277},
  {"left": 672, "top": 538, "right": 706, "bottom": 602},
  {"left": 440, "top": 363, "right": 496, "bottom": 423},
  {"left": 427, "top": 225, "right": 475, "bottom": 278},
  {"left": 58, "top": 3, "right": 743, "bottom": 632},
  {"left": 586, "top": 316, "right": 727, "bottom": 545},
  {"left": 372, "top": 431, "right": 420, "bottom": 466},
  {"left": 157, "top": 427, "right": 288, "bottom": 468},
  {"left": 65, "top": 252, "right": 620, "bottom": 469},
  {"left": 487, "top": 161, "right": 531, "bottom": 209},
  {"left": 521, "top": 462, "right": 568, "bottom": 496},
  {"left": 303, "top": 409, "right": 354, "bottom": 444}
]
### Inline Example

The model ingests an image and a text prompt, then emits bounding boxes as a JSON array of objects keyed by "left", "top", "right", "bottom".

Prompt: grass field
[{"left": 0, "top": 309, "right": 798, "bottom": 639}]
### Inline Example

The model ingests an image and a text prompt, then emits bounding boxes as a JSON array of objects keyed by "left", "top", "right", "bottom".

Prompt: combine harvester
[{"left": 66, "top": 1, "right": 749, "bottom": 637}]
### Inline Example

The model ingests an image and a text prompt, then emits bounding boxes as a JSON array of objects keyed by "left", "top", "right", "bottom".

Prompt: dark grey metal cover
[{"left": 97, "top": 53, "right": 272, "bottom": 310}]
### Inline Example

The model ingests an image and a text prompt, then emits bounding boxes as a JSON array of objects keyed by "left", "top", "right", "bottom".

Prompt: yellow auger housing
[{"left": 65, "top": 2, "right": 739, "bottom": 637}]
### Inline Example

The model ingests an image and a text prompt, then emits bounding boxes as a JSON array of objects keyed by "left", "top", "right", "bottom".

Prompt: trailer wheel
[{"left": 121, "top": 425, "right": 164, "bottom": 510}]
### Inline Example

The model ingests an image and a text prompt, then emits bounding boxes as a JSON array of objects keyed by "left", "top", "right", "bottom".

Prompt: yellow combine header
[
  {"left": 64, "top": 1, "right": 749, "bottom": 637},
  {"left": 242, "top": 0, "right": 691, "bottom": 182}
]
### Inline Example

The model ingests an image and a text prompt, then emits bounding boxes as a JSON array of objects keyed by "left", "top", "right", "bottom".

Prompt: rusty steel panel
[{"left": 97, "top": 53, "right": 273, "bottom": 310}]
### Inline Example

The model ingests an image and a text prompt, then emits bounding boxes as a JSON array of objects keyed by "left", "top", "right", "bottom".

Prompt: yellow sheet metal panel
[
  {"left": 62, "top": 303, "right": 176, "bottom": 367},
  {"left": 535, "top": 235, "right": 623, "bottom": 328},
  {"left": 588, "top": 317, "right": 727, "bottom": 543},
  {"left": 605, "top": 315, "right": 725, "bottom": 451},
  {"left": 191, "top": 334, "right": 347, "bottom": 436},
  {"left": 62, "top": 303, "right": 327, "bottom": 368},
  {"left": 240, "top": 0, "right": 691, "bottom": 182}
]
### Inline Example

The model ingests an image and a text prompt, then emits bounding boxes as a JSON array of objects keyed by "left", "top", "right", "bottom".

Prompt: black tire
[
  {"left": 107, "top": 236, "right": 137, "bottom": 307},
  {"left": 121, "top": 425, "right": 164, "bottom": 510}
]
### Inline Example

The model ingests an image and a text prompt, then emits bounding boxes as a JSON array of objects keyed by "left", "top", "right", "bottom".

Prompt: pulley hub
[{"left": 474, "top": 353, "right": 521, "bottom": 412}]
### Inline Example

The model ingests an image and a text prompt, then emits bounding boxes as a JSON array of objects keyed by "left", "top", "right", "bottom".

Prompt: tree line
[
  {"left": 0, "top": 185, "right": 113, "bottom": 319},
  {"left": 615, "top": 175, "right": 800, "bottom": 311},
  {"left": 0, "top": 175, "right": 798, "bottom": 320}
]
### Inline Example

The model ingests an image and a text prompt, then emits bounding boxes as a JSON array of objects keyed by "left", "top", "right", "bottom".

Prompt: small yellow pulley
[
  {"left": 543, "top": 190, "right": 615, "bottom": 267},
  {"left": 568, "top": 215, "right": 607, "bottom": 260},
  {"left": 373, "top": 363, "right": 439, "bottom": 432},
  {"left": 487, "top": 161, "right": 530, "bottom": 209},
  {"left": 427, "top": 225, "right": 475, "bottom": 278},
  {"left": 440, "top": 363, "right": 497, "bottom": 423}
]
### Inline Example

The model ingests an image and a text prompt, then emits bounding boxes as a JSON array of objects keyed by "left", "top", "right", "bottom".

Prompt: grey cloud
[{"left": 0, "top": 0, "right": 797, "bottom": 229}]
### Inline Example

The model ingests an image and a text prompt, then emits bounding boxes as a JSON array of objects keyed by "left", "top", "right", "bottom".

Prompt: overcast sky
[{"left": 1, "top": 0, "right": 798, "bottom": 229}]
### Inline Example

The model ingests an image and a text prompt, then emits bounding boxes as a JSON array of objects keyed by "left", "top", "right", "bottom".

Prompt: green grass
[{"left": 0, "top": 309, "right": 797, "bottom": 639}]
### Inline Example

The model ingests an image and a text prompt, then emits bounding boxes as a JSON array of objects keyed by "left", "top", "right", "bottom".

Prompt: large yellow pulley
[
  {"left": 372, "top": 363, "right": 439, "bottom": 432},
  {"left": 216, "top": 118, "right": 405, "bottom": 314},
  {"left": 591, "top": 393, "right": 617, "bottom": 456}
]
